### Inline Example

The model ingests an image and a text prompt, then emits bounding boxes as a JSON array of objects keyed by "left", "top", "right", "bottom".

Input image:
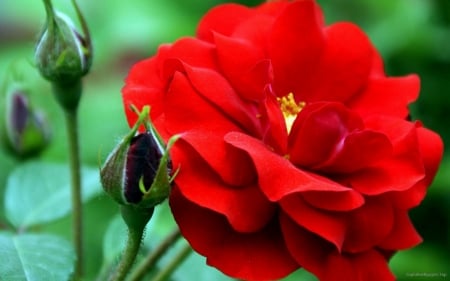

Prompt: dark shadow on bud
[{"left": 125, "top": 132, "right": 164, "bottom": 203}]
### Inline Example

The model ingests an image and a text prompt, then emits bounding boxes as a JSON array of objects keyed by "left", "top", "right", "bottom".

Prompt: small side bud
[
  {"left": 100, "top": 106, "right": 179, "bottom": 209},
  {"left": 2, "top": 85, "right": 51, "bottom": 158}
]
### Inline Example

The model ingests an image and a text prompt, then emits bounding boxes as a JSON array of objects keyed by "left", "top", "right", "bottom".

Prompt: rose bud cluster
[
  {"left": 100, "top": 106, "right": 178, "bottom": 210},
  {"left": 2, "top": 83, "right": 51, "bottom": 158}
]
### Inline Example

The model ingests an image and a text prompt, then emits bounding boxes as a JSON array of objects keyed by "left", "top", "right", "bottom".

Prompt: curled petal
[
  {"left": 197, "top": 4, "right": 254, "bottom": 42},
  {"left": 214, "top": 33, "right": 272, "bottom": 101},
  {"left": 348, "top": 75, "right": 420, "bottom": 119},
  {"left": 388, "top": 125, "right": 443, "bottom": 208},
  {"left": 323, "top": 250, "right": 395, "bottom": 281},
  {"left": 342, "top": 117, "right": 425, "bottom": 195},
  {"left": 378, "top": 209, "right": 422, "bottom": 250},
  {"left": 181, "top": 63, "right": 264, "bottom": 136},
  {"left": 281, "top": 213, "right": 395, "bottom": 281},
  {"left": 164, "top": 71, "right": 239, "bottom": 134},
  {"left": 180, "top": 130, "right": 256, "bottom": 186},
  {"left": 342, "top": 197, "right": 394, "bottom": 253},
  {"left": 260, "top": 91, "right": 288, "bottom": 154},
  {"left": 280, "top": 212, "right": 334, "bottom": 278},
  {"left": 172, "top": 140, "right": 274, "bottom": 233},
  {"left": 318, "top": 130, "right": 393, "bottom": 174},
  {"left": 225, "top": 132, "right": 364, "bottom": 203},
  {"left": 302, "top": 190, "right": 364, "bottom": 211},
  {"left": 170, "top": 187, "right": 298, "bottom": 280},
  {"left": 281, "top": 194, "right": 348, "bottom": 251},
  {"left": 289, "top": 102, "right": 363, "bottom": 169},
  {"left": 162, "top": 37, "right": 217, "bottom": 70}
]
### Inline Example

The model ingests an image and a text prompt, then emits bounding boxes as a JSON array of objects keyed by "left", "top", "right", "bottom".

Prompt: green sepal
[{"left": 120, "top": 204, "right": 154, "bottom": 233}]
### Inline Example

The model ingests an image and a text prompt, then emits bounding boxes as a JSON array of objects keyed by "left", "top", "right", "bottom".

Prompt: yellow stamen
[{"left": 277, "top": 92, "right": 305, "bottom": 133}]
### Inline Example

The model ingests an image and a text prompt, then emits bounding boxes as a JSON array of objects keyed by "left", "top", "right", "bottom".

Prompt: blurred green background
[{"left": 0, "top": 0, "right": 448, "bottom": 280}]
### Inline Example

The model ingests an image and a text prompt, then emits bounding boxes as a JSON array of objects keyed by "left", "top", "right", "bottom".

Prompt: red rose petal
[
  {"left": 302, "top": 190, "right": 364, "bottom": 211},
  {"left": 182, "top": 64, "right": 264, "bottom": 137},
  {"left": 164, "top": 71, "right": 239, "bottom": 134},
  {"left": 232, "top": 13, "right": 274, "bottom": 51},
  {"left": 259, "top": 91, "right": 288, "bottom": 154},
  {"left": 318, "top": 130, "right": 393, "bottom": 174},
  {"left": 348, "top": 74, "right": 420, "bottom": 119},
  {"left": 378, "top": 209, "right": 422, "bottom": 250},
  {"left": 180, "top": 130, "right": 256, "bottom": 186},
  {"left": 281, "top": 194, "right": 348, "bottom": 251},
  {"left": 288, "top": 102, "right": 363, "bottom": 168},
  {"left": 415, "top": 125, "right": 444, "bottom": 186},
  {"left": 388, "top": 126, "right": 443, "bottom": 208},
  {"left": 281, "top": 214, "right": 395, "bottom": 281},
  {"left": 122, "top": 84, "right": 164, "bottom": 130},
  {"left": 305, "top": 22, "right": 373, "bottom": 103},
  {"left": 225, "top": 132, "right": 364, "bottom": 203},
  {"left": 170, "top": 187, "right": 298, "bottom": 280},
  {"left": 197, "top": 4, "right": 254, "bottom": 42},
  {"left": 163, "top": 37, "right": 217, "bottom": 70},
  {"left": 323, "top": 250, "right": 395, "bottom": 281},
  {"left": 341, "top": 116, "right": 425, "bottom": 195},
  {"left": 178, "top": 65, "right": 261, "bottom": 136},
  {"left": 256, "top": 1, "right": 291, "bottom": 17},
  {"left": 342, "top": 197, "right": 394, "bottom": 253},
  {"left": 173, "top": 140, "right": 275, "bottom": 233},
  {"left": 123, "top": 54, "right": 167, "bottom": 127},
  {"left": 214, "top": 32, "right": 272, "bottom": 101},
  {"left": 280, "top": 212, "right": 334, "bottom": 279},
  {"left": 269, "top": 0, "right": 325, "bottom": 98}
]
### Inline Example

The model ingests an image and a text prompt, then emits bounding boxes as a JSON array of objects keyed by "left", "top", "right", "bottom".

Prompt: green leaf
[
  {"left": 4, "top": 161, "right": 102, "bottom": 230},
  {"left": 0, "top": 231, "right": 75, "bottom": 281},
  {"left": 282, "top": 269, "right": 318, "bottom": 281}
]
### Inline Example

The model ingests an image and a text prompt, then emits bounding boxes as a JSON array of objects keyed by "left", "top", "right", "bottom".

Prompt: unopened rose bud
[
  {"left": 100, "top": 106, "right": 178, "bottom": 209},
  {"left": 2, "top": 86, "right": 51, "bottom": 158},
  {"left": 35, "top": 1, "right": 92, "bottom": 84},
  {"left": 35, "top": 0, "right": 92, "bottom": 111}
]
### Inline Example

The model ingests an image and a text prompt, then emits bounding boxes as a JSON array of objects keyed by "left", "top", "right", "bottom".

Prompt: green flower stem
[
  {"left": 63, "top": 108, "right": 83, "bottom": 279},
  {"left": 149, "top": 243, "right": 192, "bottom": 281},
  {"left": 110, "top": 226, "right": 144, "bottom": 281},
  {"left": 110, "top": 205, "right": 154, "bottom": 281},
  {"left": 53, "top": 80, "right": 84, "bottom": 279},
  {"left": 128, "top": 228, "right": 182, "bottom": 281}
]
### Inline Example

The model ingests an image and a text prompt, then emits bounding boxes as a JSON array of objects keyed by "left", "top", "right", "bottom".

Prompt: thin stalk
[
  {"left": 109, "top": 226, "right": 145, "bottom": 281},
  {"left": 128, "top": 229, "right": 181, "bottom": 281},
  {"left": 149, "top": 243, "right": 192, "bottom": 281},
  {"left": 64, "top": 109, "right": 83, "bottom": 279}
]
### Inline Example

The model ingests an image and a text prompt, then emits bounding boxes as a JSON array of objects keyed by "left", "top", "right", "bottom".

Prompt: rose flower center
[{"left": 277, "top": 92, "right": 305, "bottom": 133}]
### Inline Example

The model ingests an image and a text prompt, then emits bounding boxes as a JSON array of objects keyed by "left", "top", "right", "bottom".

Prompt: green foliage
[
  {"left": 0, "top": 232, "right": 75, "bottom": 281},
  {"left": 4, "top": 161, "right": 101, "bottom": 230}
]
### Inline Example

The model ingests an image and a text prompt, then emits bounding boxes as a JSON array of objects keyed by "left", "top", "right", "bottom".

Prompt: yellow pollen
[{"left": 277, "top": 93, "right": 305, "bottom": 133}]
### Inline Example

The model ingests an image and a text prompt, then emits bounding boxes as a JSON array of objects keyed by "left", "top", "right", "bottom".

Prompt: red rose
[{"left": 122, "top": 0, "right": 443, "bottom": 280}]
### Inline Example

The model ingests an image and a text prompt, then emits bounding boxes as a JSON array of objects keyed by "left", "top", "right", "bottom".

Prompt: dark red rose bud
[
  {"left": 100, "top": 106, "right": 178, "bottom": 208},
  {"left": 124, "top": 132, "right": 164, "bottom": 204}
]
